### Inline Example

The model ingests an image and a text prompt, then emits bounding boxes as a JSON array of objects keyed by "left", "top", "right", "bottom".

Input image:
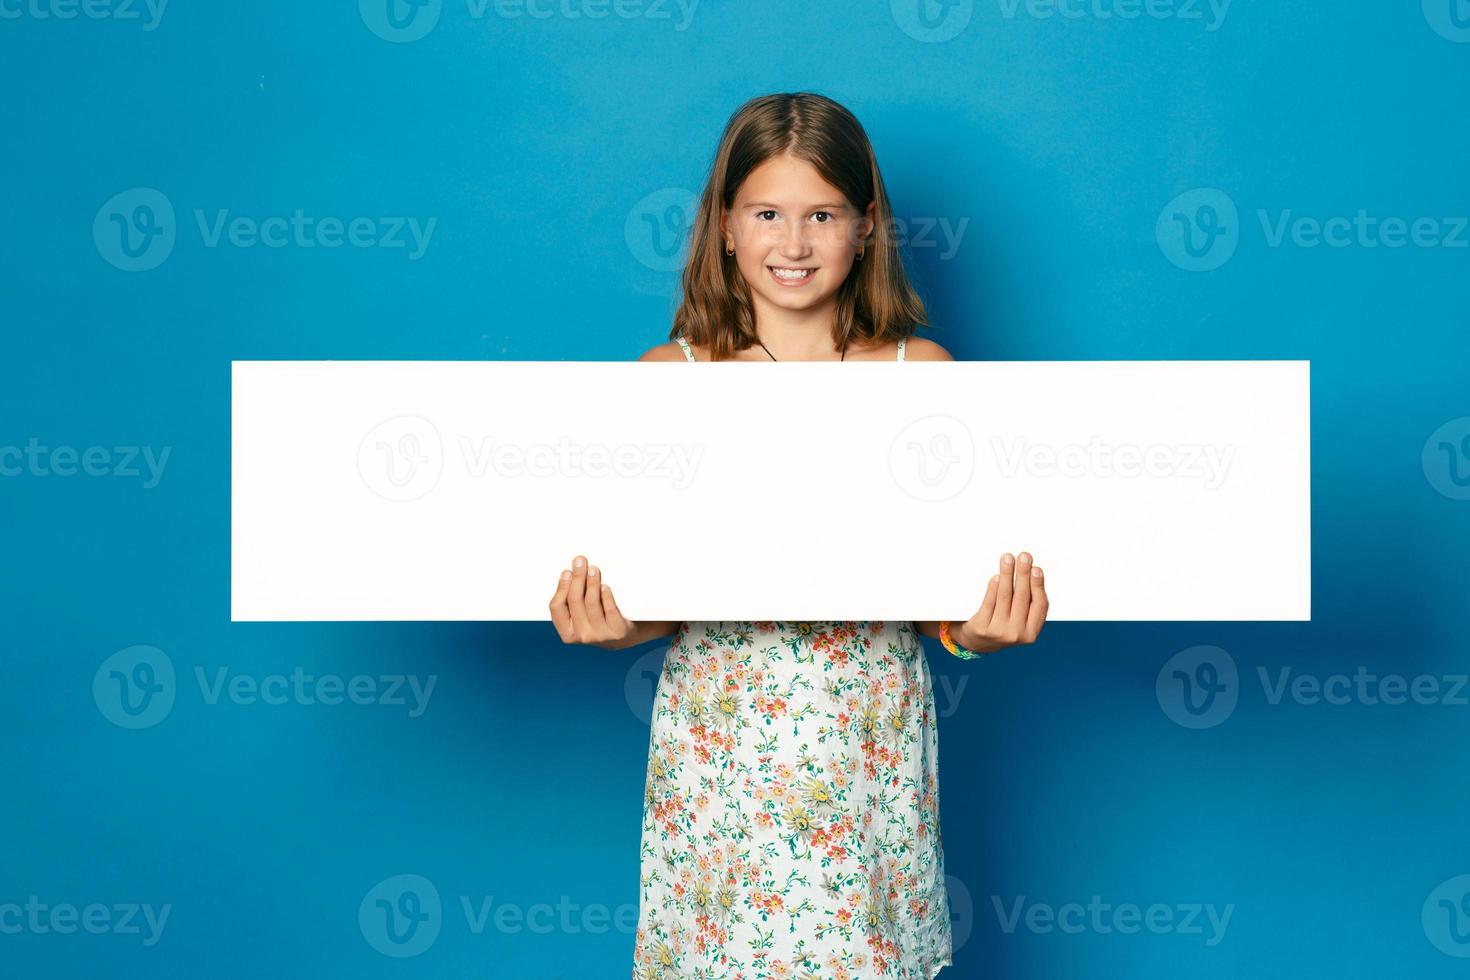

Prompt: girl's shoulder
[
  {"left": 900, "top": 337, "right": 954, "bottom": 361},
  {"left": 638, "top": 340, "right": 693, "bottom": 362}
]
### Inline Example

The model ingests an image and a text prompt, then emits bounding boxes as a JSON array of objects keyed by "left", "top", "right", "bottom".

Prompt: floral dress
[
  {"left": 632, "top": 338, "right": 949, "bottom": 979},
  {"left": 629, "top": 620, "right": 954, "bottom": 980}
]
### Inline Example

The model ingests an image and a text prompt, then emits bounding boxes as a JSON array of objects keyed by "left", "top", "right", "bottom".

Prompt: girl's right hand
[{"left": 548, "top": 554, "right": 637, "bottom": 648}]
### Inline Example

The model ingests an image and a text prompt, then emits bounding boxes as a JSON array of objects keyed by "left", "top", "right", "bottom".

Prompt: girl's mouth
[{"left": 768, "top": 265, "right": 816, "bottom": 287}]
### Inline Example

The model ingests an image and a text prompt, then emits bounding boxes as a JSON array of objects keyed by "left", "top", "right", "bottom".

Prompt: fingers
[
  {"left": 582, "top": 561, "right": 609, "bottom": 634},
  {"left": 974, "top": 572, "right": 999, "bottom": 627},
  {"left": 958, "top": 572, "right": 1000, "bottom": 651},
  {"left": 993, "top": 552, "right": 1016, "bottom": 629},
  {"left": 966, "top": 551, "right": 1042, "bottom": 650},
  {"left": 1009, "top": 551, "right": 1034, "bottom": 633},
  {"left": 556, "top": 555, "right": 621, "bottom": 645},
  {"left": 1026, "top": 563, "right": 1049, "bottom": 641},
  {"left": 548, "top": 568, "right": 576, "bottom": 642},
  {"left": 566, "top": 555, "right": 594, "bottom": 639}
]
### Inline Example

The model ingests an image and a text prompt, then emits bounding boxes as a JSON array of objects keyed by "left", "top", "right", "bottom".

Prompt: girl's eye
[{"left": 755, "top": 210, "right": 837, "bottom": 221}]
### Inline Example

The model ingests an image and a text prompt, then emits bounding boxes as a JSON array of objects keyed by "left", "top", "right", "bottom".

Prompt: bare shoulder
[
  {"left": 903, "top": 337, "right": 955, "bottom": 361},
  {"left": 638, "top": 341, "right": 689, "bottom": 362}
]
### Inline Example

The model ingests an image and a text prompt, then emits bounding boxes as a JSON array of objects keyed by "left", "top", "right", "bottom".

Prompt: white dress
[{"left": 632, "top": 337, "right": 954, "bottom": 980}]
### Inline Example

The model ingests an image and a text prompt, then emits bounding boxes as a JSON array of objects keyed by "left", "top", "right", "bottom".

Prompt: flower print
[
  {"left": 782, "top": 802, "right": 818, "bottom": 842},
  {"left": 713, "top": 690, "right": 742, "bottom": 729},
  {"left": 634, "top": 621, "right": 953, "bottom": 978},
  {"left": 642, "top": 938, "right": 679, "bottom": 977},
  {"left": 754, "top": 695, "right": 789, "bottom": 723},
  {"left": 689, "top": 879, "right": 717, "bottom": 921},
  {"left": 685, "top": 691, "right": 710, "bottom": 729},
  {"left": 884, "top": 703, "right": 911, "bottom": 747},
  {"left": 713, "top": 883, "right": 740, "bottom": 926},
  {"left": 799, "top": 776, "right": 839, "bottom": 814}
]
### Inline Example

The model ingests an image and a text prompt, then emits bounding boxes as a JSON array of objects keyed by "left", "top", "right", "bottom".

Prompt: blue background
[{"left": 3, "top": 0, "right": 1469, "bottom": 976}]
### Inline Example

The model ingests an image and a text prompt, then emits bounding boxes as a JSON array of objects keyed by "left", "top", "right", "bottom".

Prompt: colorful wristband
[{"left": 940, "top": 620, "right": 982, "bottom": 660}]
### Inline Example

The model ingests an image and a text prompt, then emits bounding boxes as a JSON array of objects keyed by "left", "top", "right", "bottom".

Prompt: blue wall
[{"left": 3, "top": 1, "right": 1469, "bottom": 976}]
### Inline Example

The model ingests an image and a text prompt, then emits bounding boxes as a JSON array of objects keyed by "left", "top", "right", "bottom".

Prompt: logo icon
[
  {"left": 1424, "top": 875, "right": 1470, "bottom": 956},
  {"left": 93, "top": 645, "right": 176, "bottom": 729},
  {"left": 359, "top": 0, "right": 442, "bottom": 42},
  {"left": 891, "top": 0, "right": 974, "bottom": 42},
  {"left": 946, "top": 873, "right": 974, "bottom": 953},
  {"left": 624, "top": 645, "right": 669, "bottom": 725},
  {"left": 625, "top": 188, "right": 699, "bottom": 273},
  {"left": 1156, "top": 188, "right": 1239, "bottom": 272},
  {"left": 1422, "top": 417, "right": 1470, "bottom": 501},
  {"left": 358, "top": 416, "right": 443, "bottom": 502},
  {"left": 1156, "top": 645, "right": 1238, "bottom": 729},
  {"left": 1423, "top": 0, "right": 1470, "bottom": 42},
  {"left": 888, "top": 415, "right": 975, "bottom": 502},
  {"left": 359, "top": 874, "right": 442, "bottom": 957},
  {"left": 94, "top": 188, "right": 176, "bottom": 272}
]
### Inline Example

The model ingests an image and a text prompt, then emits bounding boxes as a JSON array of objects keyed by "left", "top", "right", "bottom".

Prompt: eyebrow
[{"left": 744, "top": 201, "right": 849, "bottom": 211}]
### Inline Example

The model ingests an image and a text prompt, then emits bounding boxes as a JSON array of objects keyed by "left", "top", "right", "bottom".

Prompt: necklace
[{"left": 755, "top": 338, "right": 847, "bottom": 362}]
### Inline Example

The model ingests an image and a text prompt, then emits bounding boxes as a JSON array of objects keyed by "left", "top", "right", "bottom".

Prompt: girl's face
[{"left": 721, "top": 152, "right": 875, "bottom": 316}]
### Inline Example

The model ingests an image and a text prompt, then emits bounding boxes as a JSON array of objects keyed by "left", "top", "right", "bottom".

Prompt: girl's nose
[{"left": 779, "top": 224, "right": 810, "bottom": 257}]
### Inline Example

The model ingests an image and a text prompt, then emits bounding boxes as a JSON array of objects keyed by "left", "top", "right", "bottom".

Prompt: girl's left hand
[{"left": 953, "top": 551, "right": 1048, "bottom": 654}]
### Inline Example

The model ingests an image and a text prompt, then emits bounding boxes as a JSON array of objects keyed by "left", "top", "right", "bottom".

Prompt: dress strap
[
  {"left": 674, "top": 335, "right": 696, "bottom": 362},
  {"left": 897, "top": 338, "right": 906, "bottom": 361}
]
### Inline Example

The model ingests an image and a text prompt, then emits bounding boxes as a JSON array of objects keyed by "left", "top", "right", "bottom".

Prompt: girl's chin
[
  {"left": 760, "top": 293, "right": 828, "bottom": 310},
  {"left": 754, "top": 283, "right": 832, "bottom": 304}
]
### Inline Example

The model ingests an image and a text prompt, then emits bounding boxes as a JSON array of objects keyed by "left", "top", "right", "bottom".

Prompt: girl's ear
[{"left": 861, "top": 200, "right": 876, "bottom": 247}]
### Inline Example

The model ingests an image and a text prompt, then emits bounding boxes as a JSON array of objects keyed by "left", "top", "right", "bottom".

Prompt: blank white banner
[{"left": 231, "top": 360, "right": 1309, "bottom": 622}]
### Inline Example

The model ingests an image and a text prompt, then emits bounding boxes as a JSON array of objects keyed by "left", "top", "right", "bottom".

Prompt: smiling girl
[{"left": 548, "top": 92, "right": 1048, "bottom": 979}]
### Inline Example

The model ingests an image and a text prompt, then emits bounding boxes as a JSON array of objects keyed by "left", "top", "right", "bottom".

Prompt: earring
[
  {"left": 725, "top": 240, "right": 735, "bottom": 256},
  {"left": 856, "top": 246, "right": 865, "bottom": 260}
]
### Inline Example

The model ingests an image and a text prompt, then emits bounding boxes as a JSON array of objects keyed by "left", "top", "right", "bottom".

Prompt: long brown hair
[{"left": 671, "top": 92, "right": 930, "bottom": 361}]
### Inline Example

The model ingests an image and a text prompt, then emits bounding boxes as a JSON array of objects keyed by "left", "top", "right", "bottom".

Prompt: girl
[{"left": 548, "top": 92, "right": 1048, "bottom": 979}]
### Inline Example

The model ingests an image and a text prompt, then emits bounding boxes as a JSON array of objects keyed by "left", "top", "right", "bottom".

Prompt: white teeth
[{"left": 771, "top": 267, "right": 814, "bottom": 280}]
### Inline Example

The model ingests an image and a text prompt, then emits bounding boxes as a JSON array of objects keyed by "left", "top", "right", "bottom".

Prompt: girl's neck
[{"left": 750, "top": 296, "right": 843, "bottom": 360}]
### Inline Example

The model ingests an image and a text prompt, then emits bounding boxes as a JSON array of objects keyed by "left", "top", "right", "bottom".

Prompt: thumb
[{"left": 601, "top": 582, "right": 634, "bottom": 635}]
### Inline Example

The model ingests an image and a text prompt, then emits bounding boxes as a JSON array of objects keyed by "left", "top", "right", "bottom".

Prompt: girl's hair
[{"left": 671, "top": 92, "right": 931, "bottom": 362}]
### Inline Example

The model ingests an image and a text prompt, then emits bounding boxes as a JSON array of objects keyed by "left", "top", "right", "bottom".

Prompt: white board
[{"left": 231, "top": 360, "right": 1309, "bottom": 622}]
